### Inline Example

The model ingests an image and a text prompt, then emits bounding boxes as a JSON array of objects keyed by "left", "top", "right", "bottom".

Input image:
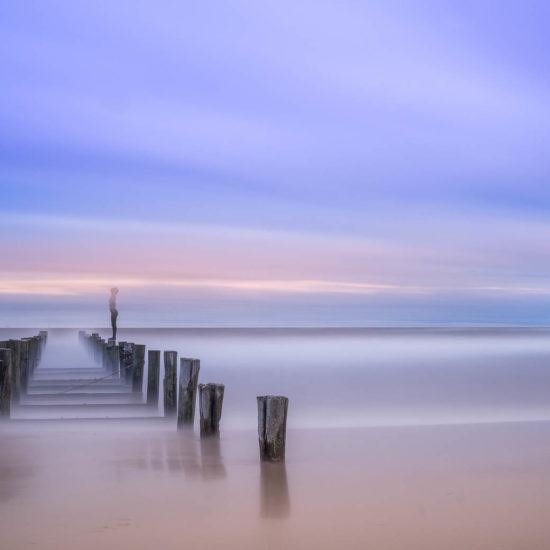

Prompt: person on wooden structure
[{"left": 109, "top": 287, "right": 119, "bottom": 340}]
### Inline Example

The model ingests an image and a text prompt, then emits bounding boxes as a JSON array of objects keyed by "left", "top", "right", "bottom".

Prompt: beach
[
  {"left": 2, "top": 420, "right": 550, "bottom": 549},
  {"left": 1, "top": 328, "right": 550, "bottom": 548}
]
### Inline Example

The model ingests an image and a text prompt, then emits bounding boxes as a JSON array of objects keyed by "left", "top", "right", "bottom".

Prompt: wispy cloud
[{"left": 2, "top": 1, "right": 550, "bottom": 324}]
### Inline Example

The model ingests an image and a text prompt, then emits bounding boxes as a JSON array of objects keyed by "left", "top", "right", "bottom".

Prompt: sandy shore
[{"left": 1, "top": 420, "right": 550, "bottom": 549}]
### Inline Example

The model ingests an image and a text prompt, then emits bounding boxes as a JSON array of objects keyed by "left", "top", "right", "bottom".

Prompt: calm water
[{"left": 3, "top": 327, "right": 550, "bottom": 426}]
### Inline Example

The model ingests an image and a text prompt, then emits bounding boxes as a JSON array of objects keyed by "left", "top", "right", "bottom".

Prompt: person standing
[{"left": 109, "top": 287, "right": 119, "bottom": 340}]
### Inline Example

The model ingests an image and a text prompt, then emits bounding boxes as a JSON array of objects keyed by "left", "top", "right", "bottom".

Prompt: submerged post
[
  {"left": 0, "top": 349, "right": 12, "bottom": 417},
  {"left": 163, "top": 351, "right": 178, "bottom": 416},
  {"left": 198, "top": 383, "right": 224, "bottom": 436},
  {"left": 257, "top": 396, "right": 289, "bottom": 462},
  {"left": 177, "top": 358, "right": 200, "bottom": 428},
  {"left": 147, "top": 350, "right": 160, "bottom": 405},
  {"left": 132, "top": 344, "right": 145, "bottom": 392}
]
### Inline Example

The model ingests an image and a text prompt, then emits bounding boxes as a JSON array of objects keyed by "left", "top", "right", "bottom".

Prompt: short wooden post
[
  {"left": 177, "top": 358, "right": 200, "bottom": 429},
  {"left": 147, "top": 350, "right": 160, "bottom": 405},
  {"left": 0, "top": 349, "right": 12, "bottom": 417},
  {"left": 198, "top": 383, "right": 224, "bottom": 436},
  {"left": 257, "top": 396, "right": 289, "bottom": 462},
  {"left": 163, "top": 351, "right": 177, "bottom": 416},
  {"left": 132, "top": 344, "right": 145, "bottom": 392}
]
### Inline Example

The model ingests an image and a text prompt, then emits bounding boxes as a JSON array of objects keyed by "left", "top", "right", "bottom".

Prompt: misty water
[
  {"left": 2, "top": 328, "right": 550, "bottom": 549},
  {"left": 5, "top": 327, "right": 550, "bottom": 426}
]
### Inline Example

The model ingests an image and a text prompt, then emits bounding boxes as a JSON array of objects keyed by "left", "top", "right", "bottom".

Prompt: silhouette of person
[{"left": 109, "top": 287, "right": 119, "bottom": 340}]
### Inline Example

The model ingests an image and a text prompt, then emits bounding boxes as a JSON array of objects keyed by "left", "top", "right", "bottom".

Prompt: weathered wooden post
[
  {"left": 101, "top": 340, "right": 109, "bottom": 369},
  {"left": 120, "top": 342, "right": 134, "bottom": 383},
  {"left": 7, "top": 340, "right": 21, "bottom": 401},
  {"left": 257, "top": 396, "right": 289, "bottom": 462},
  {"left": 163, "top": 351, "right": 177, "bottom": 416},
  {"left": 38, "top": 330, "right": 47, "bottom": 360},
  {"left": 198, "top": 383, "right": 224, "bottom": 436},
  {"left": 0, "top": 349, "right": 12, "bottom": 417},
  {"left": 177, "top": 358, "right": 200, "bottom": 428},
  {"left": 147, "top": 350, "right": 160, "bottom": 405},
  {"left": 117, "top": 341, "right": 127, "bottom": 378},
  {"left": 25, "top": 337, "right": 38, "bottom": 374},
  {"left": 92, "top": 335, "right": 101, "bottom": 363},
  {"left": 132, "top": 344, "right": 145, "bottom": 392},
  {"left": 108, "top": 343, "right": 119, "bottom": 375},
  {"left": 33, "top": 335, "right": 41, "bottom": 369},
  {"left": 19, "top": 339, "right": 29, "bottom": 394}
]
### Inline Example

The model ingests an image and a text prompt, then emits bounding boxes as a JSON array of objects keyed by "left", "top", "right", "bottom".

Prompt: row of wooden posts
[
  {"left": 0, "top": 331, "right": 48, "bottom": 417},
  {"left": 79, "top": 331, "right": 289, "bottom": 462}
]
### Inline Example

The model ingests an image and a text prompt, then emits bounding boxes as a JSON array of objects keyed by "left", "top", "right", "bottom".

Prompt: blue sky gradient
[{"left": 1, "top": 1, "right": 550, "bottom": 326}]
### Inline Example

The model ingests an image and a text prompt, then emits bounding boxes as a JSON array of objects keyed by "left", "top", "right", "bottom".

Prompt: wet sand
[{"left": 2, "top": 420, "right": 550, "bottom": 549}]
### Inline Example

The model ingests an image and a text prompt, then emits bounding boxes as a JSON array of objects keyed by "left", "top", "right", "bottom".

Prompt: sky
[{"left": 1, "top": 0, "right": 550, "bottom": 327}]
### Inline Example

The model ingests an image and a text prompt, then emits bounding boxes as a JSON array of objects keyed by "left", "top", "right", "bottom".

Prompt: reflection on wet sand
[
  {"left": 111, "top": 430, "right": 226, "bottom": 480},
  {"left": 200, "top": 436, "right": 227, "bottom": 480},
  {"left": 260, "top": 462, "right": 290, "bottom": 519},
  {"left": 0, "top": 436, "right": 35, "bottom": 502}
]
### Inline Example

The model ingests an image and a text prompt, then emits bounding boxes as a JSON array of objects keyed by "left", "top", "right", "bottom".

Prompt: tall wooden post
[
  {"left": 257, "top": 396, "right": 289, "bottom": 462},
  {"left": 147, "top": 350, "right": 160, "bottom": 405},
  {"left": 0, "top": 349, "right": 12, "bottom": 417},
  {"left": 163, "top": 351, "right": 177, "bottom": 416},
  {"left": 177, "top": 358, "right": 200, "bottom": 428},
  {"left": 198, "top": 383, "right": 224, "bottom": 436}
]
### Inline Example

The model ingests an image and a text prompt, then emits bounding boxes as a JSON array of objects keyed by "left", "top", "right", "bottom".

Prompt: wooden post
[
  {"left": 120, "top": 342, "right": 134, "bottom": 383},
  {"left": 132, "top": 344, "right": 145, "bottom": 392},
  {"left": 19, "top": 340, "right": 29, "bottom": 394},
  {"left": 101, "top": 340, "right": 108, "bottom": 369},
  {"left": 177, "top": 358, "right": 200, "bottom": 429},
  {"left": 92, "top": 335, "right": 101, "bottom": 363},
  {"left": 38, "top": 330, "right": 47, "bottom": 359},
  {"left": 147, "top": 350, "right": 160, "bottom": 405},
  {"left": 7, "top": 340, "right": 21, "bottom": 401},
  {"left": 163, "top": 351, "right": 177, "bottom": 416},
  {"left": 0, "top": 349, "right": 12, "bottom": 417},
  {"left": 27, "top": 337, "right": 38, "bottom": 374},
  {"left": 117, "top": 341, "right": 127, "bottom": 378},
  {"left": 198, "top": 383, "right": 224, "bottom": 436},
  {"left": 108, "top": 344, "right": 119, "bottom": 375},
  {"left": 257, "top": 396, "right": 289, "bottom": 462}
]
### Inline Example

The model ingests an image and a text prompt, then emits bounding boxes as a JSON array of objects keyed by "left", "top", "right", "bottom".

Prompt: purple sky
[{"left": 1, "top": 1, "right": 550, "bottom": 327}]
